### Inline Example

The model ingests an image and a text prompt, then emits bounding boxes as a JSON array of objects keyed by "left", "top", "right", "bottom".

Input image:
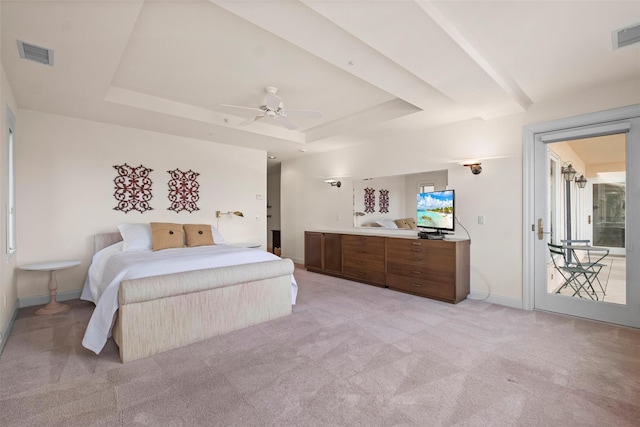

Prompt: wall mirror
[{"left": 353, "top": 170, "right": 448, "bottom": 229}]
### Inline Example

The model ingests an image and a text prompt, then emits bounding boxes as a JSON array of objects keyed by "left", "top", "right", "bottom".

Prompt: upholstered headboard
[{"left": 94, "top": 232, "right": 123, "bottom": 254}]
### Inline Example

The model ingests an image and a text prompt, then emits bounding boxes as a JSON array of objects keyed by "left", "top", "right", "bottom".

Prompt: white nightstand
[
  {"left": 230, "top": 242, "right": 261, "bottom": 248},
  {"left": 19, "top": 260, "right": 81, "bottom": 315}
]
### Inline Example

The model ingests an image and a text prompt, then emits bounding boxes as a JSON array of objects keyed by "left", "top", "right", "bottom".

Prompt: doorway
[
  {"left": 523, "top": 105, "right": 640, "bottom": 328},
  {"left": 546, "top": 135, "right": 626, "bottom": 305}
]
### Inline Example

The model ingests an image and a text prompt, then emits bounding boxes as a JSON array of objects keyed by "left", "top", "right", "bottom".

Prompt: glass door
[
  {"left": 533, "top": 117, "right": 639, "bottom": 328},
  {"left": 545, "top": 137, "right": 626, "bottom": 305}
]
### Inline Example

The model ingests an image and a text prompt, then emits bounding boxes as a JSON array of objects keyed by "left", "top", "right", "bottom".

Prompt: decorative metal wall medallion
[
  {"left": 113, "top": 163, "right": 154, "bottom": 213},
  {"left": 167, "top": 169, "right": 200, "bottom": 213},
  {"left": 364, "top": 187, "right": 375, "bottom": 213},
  {"left": 379, "top": 189, "right": 389, "bottom": 213}
]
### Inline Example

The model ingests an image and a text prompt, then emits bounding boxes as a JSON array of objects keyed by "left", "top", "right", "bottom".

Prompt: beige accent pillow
[
  {"left": 394, "top": 219, "right": 411, "bottom": 229},
  {"left": 404, "top": 218, "right": 418, "bottom": 230},
  {"left": 150, "top": 222, "right": 184, "bottom": 251},
  {"left": 184, "top": 224, "right": 214, "bottom": 247}
]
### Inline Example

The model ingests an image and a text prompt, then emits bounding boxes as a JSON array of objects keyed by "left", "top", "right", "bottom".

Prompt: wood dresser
[{"left": 304, "top": 231, "right": 470, "bottom": 304}]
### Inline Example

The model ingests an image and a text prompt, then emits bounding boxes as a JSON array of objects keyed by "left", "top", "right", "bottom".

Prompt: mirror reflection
[{"left": 353, "top": 170, "right": 448, "bottom": 229}]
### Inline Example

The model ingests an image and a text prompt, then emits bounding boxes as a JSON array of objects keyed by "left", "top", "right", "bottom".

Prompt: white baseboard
[
  {"left": 468, "top": 291, "right": 524, "bottom": 309},
  {"left": 19, "top": 289, "right": 83, "bottom": 308},
  {"left": 0, "top": 299, "right": 19, "bottom": 354}
]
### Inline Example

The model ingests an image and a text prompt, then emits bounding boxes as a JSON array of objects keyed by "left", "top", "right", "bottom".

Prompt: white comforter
[{"left": 80, "top": 242, "right": 297, "bottom": 354}]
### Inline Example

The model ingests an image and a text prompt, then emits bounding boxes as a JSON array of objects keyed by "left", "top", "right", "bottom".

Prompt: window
[
  {"left": 6, "top": 107, "right": 16, "bottom": 257},
  {"left": 418, "top": 184, "right": 435, "bottom": 193}
]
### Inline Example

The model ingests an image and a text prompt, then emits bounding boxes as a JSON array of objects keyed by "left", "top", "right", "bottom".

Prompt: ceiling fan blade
[
  {"left": 265, "top": 93, "right": 281, "bottom": 110},
  {"left": 274, "top": 115, "right": 298, "bottom": 130},
  {"left": 221, "top": 103, "right": 264, "bottom": 113},
  {"left": 281, "top": 108, "right": 323, "bottom": 119},
  {"left": 238, "top": 114, "right": 265, "bottom": 126}
]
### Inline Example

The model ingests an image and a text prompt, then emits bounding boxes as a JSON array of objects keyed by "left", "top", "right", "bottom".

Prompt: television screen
[{"left": 416, "top": 190, "right": 455, "bottom": 231}]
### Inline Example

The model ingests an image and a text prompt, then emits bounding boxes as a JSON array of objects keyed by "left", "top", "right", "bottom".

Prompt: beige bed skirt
[{"left": 112, "top": 258, "right": 294, "bottom": 363}]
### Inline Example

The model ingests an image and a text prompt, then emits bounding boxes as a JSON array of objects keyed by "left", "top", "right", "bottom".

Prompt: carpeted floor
[{"left": 1, "top": 266, "right": 639, "bottom": 426}]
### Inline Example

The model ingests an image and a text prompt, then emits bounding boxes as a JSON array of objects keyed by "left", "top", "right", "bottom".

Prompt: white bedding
[{"left": 80, "top": 242, "right": 297, "bottom": 354}]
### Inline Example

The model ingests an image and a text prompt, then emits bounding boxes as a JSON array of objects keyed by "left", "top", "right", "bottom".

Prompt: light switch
[{"left": 478, "top": 215, "right": 485, "bottom": 225}]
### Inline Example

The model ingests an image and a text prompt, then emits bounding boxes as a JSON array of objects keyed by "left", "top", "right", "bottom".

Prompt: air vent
[
  {"left": 612, "top": 23, "right": 640, "bottom": 49},
  {"left": 16, "top": 40, "right": 54, "bottom": 66}
]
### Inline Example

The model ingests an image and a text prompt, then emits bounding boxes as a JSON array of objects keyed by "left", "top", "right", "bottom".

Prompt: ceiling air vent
[
  {"left": 16, "top": 40, "right": 54, "bottom": 66},
  {"left": 612, "top": 23, "right": 640, "bottom": 49}
]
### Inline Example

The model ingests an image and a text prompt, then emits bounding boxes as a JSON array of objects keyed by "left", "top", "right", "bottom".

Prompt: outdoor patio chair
[{"left": 548, "top": 243, "right": 599, "bottom": 300}]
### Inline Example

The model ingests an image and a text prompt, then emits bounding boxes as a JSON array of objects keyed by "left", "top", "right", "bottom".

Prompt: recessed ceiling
[
  {"left": 569, "top": 134, "right": 626, "bottom": 166},
  {"left": 2, "top": 1, "right": 639, "bottom": 163}
]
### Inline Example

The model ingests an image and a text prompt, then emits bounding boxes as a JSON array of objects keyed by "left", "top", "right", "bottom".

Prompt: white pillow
[
  {"left": 211, "top": 225, "right": 227, "bottom": 244},
  {"left": 119, "top": 223, "right": 226, "bottom": 249},
  {"left": 375, "top": 219, "right": 399, "bottom": 229},
  {"left": 118, "top": 223, "right": 152, "bottom": 251}
]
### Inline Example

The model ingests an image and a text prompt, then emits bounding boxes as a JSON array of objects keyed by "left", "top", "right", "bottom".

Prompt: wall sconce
[
  {"left": 575, "top": 174, "right": 587, "bottom": 189},
  {"left": 561, "top": 163, "right": 577, "bottom": 181},
  {"left": 463, "top": 163, "right": 482, "bottom": 175},
  {"left": 325, "top": 179, "right": 341, "bottom": 188},
  {"left": 215, "top": 210, "right": 244, "bottom": 218},
  {"left": 215, "top": 210, "right": 244, "bottom": 228}
]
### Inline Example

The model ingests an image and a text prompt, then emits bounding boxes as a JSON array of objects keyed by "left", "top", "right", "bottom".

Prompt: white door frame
[{"left": 523, "top": 104, "right": 640, "bottom": 327}]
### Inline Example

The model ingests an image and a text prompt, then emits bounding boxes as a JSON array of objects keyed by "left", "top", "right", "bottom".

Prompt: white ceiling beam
[
  {"left": 416, "top": 0, "right": 532, "bottom": 112},
  {"left": 105, "top": 87, "right": 306, "bottom": 144},
  {"left": 210, "top": 0, "right": 466, "bottom": 116},
  {"left": 301, "top": 0, "right": 529, "bottom": 119}
]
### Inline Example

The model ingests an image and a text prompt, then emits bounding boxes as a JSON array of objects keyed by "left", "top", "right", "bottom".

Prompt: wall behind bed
[{"left": 15, "top": 109, "right": 267, "bottom": 302}]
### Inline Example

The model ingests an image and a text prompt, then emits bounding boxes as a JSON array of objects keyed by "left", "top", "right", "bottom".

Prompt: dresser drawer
[
  {"left": 343, "top": 234, "right": 386, "bottom": 245},
  {"left": 387, "top": 238, "right": 456, "bottom": 250},
  {"left": 386, "top": 261, "right": 454, "bottom": 284},
  {"left": 343, "top": 268, "right": 386, "bottom": 286},
  {"left": 386, "top": 273, "right": 454, "bottom": 301},
  {"left": 343, "top": 235, "right": 385, "bottom": 266},
  {"left": 387, "top": 239, "right": 454, "bottom": 261},
  {"left": 343, "top": 256, "right": 385, "bottom": 272},
  {"left": 342, "top": 234, "right": 384, "bottom": 252},
  {"left": 343, "top": 235, "right": 385, "bottom": 253}
]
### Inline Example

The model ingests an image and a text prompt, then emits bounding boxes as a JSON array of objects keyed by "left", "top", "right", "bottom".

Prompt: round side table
[{"left": 19, "top": 260, "right": 81, "bottom": 315}]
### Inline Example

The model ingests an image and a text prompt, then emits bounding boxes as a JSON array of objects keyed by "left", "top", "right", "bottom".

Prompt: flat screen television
[{"left": 416, "top": 189, "right": 455, "bottom": 233}]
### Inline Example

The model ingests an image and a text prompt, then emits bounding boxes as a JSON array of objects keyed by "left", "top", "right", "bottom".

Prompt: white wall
[
  {"left": 281, "top": 78, "right": 640, "bottom": 308},
  {"left": 0, "top": 62, "right": 19, "bottom": 345},
  {"left": 15, "top": 110, "right": 268, "bottom": 299}
]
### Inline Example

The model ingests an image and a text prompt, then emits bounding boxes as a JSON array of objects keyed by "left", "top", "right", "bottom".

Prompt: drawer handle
[
  {"left": 411, "top": 242, "right": 422, "bottom": 246},
  {"left": 411, "top": 283, "right": 422, "bottom": 288},
  {"left": 411, "top": 248, "right": 422, "bottom": 252},
  {"left": 411, "top": 258, "right": 422, "bottom": 262},
  {"left": 412, "top": 270, "right": 422, "bottom": 275},
  {"left": 357, "top": 261, "right": 365, "bottom": 265}
]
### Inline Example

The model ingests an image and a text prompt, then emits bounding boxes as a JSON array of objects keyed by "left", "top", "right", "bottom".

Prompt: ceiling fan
[{"left": 221, "top": 86, "right": 322, "bottom": 130}]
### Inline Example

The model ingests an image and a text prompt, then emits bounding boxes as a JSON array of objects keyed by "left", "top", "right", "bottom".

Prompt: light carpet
[{"left": 1, "top": 266, "right": 639, "bottom": 426}]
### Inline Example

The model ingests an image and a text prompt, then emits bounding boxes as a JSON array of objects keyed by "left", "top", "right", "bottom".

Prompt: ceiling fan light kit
[{"left": 221, "top": 87, "right": 322, "bottom": 130}]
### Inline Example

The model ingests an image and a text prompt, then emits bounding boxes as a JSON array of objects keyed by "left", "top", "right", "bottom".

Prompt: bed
[{"left": 80, "top": 227, "right": 297, "bottom": 363}]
